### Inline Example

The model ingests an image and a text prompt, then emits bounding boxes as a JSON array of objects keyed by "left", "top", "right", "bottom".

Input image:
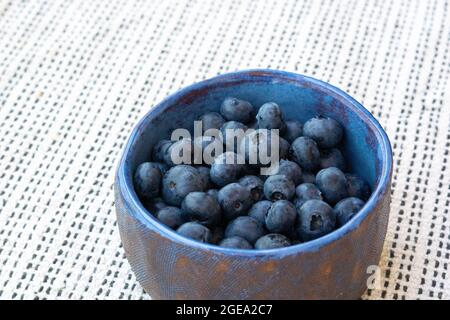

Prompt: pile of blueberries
[{"left": 133, "top": 98, "right": 371, "bottom": 250}]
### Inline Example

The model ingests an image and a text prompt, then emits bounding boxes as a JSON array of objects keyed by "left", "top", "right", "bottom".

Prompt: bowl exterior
[{"left": 115, "top": 180, "right": 390, "bottom": 299}]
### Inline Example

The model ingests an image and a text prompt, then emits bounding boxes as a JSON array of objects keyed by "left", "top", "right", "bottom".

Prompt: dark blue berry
[
  {"left": 278, "top": 136, "right": 290, "bottom": 159},
  {"left": 295, "top": 183, "right": 323, "bottom": 208},
  {"left": 220, "top": 121, "right": 248, "bottom": 153},
  {"left": 345, "top": 174, "right": 371, "bottom": 201},
  {"left": 206, "top": 188, "right": 219, "bottom": 199},
  {"left": 196, "top": 166, "right": 213, "bottom": 189},
  {"left": 199, "top": 112, "right": 226, "bottom": 133},
  {"left": 315, "top": 167, "right": 348, "bottom": 205},
  {"left": 248, "top": 200, "right": 272, "bottom": 225},
  {"left": 162, "top": 165, "right": 204, "bottom": 206},
  {"left": 134, "top": 162, "right": 162, "bottom": 200},
  {"left": 181, "top": 192, "right": 222, "bottom": 227},
  {"left": 256, "top": 102, "right": 286, "bottom": 133},
  {"left": 224, "top": 216, "right": 266, "bottom": 244},
  {"left": 219, "top": 236, "right": 252, "bottom": 249},
  {"left": 296, "top": 199, "right": 336, "bottom": 241},
  {"left": 255, "top": 233, "right": 291, "bottom": 250},
  {"left": 290, "top": 136, "right": 320, "bottom": 171},
  {"left": 240, "top": 129, "right": 279, "bottom": 166},
  {"left": 265, "top": 200, "right": 297, "bottom": 234},
  {"left": 303, "top": 116, "right": 343, "bottom": 148},
  {"left": 263, "top": 175, "right": 295, "bottom": 201},
  {"left": 334, "top": 197, "right": 365, "bottom": 226},
  {"left": 220, "top": 97, "right": 255, "bottom": 124},
  {"left": 272, "top": 159, "right": 302, "bottom": 185},
  {"left": 177, "top": 222, "right": 212, "bottom": 243},
  {"left": 152, "top": 139, "right": 173, "bottom": 163},
  {"left": 239, "top": 175, "right": 264, "bottom": 201},
  {"left": 319, "top": 148, "right": 346, "bottom": 171},
  {"left": 157, "top": 206, "right": 185, "bottom": 229},
  {"left": 210, "top": 152, "right": 244, "bottom": 187},
  {"left": 283, "top": 120, "right": 303, "bottom": 143},
  {"left": 218, "top": 183, "right": 253, "bottom": 220}
]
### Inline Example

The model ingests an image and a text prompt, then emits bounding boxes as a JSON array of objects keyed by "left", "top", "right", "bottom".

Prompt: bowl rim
[{"left": 115, "top": 69, "right": 393, "bottom": 257}]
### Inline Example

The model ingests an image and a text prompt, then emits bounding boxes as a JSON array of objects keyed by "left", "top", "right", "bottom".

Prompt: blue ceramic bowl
[{"left": 115, "top": 69, "right": 392, "bottom": 300}]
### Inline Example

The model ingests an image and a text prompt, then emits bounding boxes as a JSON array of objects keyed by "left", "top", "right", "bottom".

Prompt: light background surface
[{"left": 0, "top": 0, "right": 449, "bottom": 299}]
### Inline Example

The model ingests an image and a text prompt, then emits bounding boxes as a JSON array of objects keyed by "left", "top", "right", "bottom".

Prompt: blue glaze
[{"left": 115, "top": 69, "right": 393, "bottom": 299}]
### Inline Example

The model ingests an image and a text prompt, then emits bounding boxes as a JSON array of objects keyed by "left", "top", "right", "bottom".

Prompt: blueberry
[
  {"left": 248, "top": 200, "right": 272, "bottom": 225},
  {"left": 162, "top": 165, "right": 204, "bottom": 206},
  {"left": 196, "top": 166, "right": 213, "bottom": 189},
  {"left": 210, "top": 152, "right": 244, "bottom": 187},
  {"left": 265, "top": 200, "right": 297, "bottom": 234},
  {"left": 206, "top": 188, "right": 219, "bottom": 200},
  {"left": 239, "top": 129, "right": 280, "bottom": 166},
  {"left": 278, "top": 136, "right": 290, "bottom": 159},
  {"left": 290, "top": 136, "right": 320, "bottom": 171},
  {"left": 224, "top": 216, "right": 266, "bottom": 244},
  {"left": 263, "top": 175, "right": 295, "bottom": 201},
  {"left": 239, "top": 175, "right": 264, "bottom": 201},
  {"left": 254, "top": 233, "right": 291, "bottom": 250},
  {"left": 220, "top": 97, "right": 255, "bottom": 124},
  {"left": 334, "top": 197, "right": 365, "bottom": 226},
  {"left": 164, "top": 138, "right": 193, "bottom": 166},
  {"left": 319, "top": 148, "right": 346, "bottom": 171},
  {"left": 315, "top": 167, "right": 348, "bottom": 205},
  {"left": 156, "top": 206, "right": 185, "bottom": 229},
  {"left": 345, "top": 174, "right": 371, "bottom": 201},
  {"left": 256, "top": 102, "right": 286, "bottom": 133},
  {"left": 181, "top": 192, "right": 222, "bottom": 227},
  {"left": 219, "top": 236, "right": 252, "bottom": 249},
  {"left": 303, "top": 116, "right": 343, "bottom": 148},
  {"left": 152, "top": 139, "right": 173, "bottom": 163},
  {"left": 134, "top": 162, "right": 162, "bottom": 199},
  {"left": 296, "top": 199, "right": 336, "bottom": 241},
  {"left": 295, "top": 183, "right": 323, "bottom": 208},
  {"left": 199, "top": 112, "right": 226, "bottom": 133},
  {"left": 177, "top": 222, "right": 212, "bottom": 243},
  {"left": 220, "top": 121, "right": 248, "bottom": 153},
  {"left": 283, "top": 120, "right": 303, "bottom": 143},
  {"left": 301, "top": 172, "right": 316, "bottom": 184},
  {"left": 218, "top": 183, "right": 253, "bottom": 220},
  {"left": 272, "top": 159, "right": 302, "bottom": 185}
]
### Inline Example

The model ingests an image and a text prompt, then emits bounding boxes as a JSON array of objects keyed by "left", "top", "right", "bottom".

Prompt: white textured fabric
[{"left": 0, "top": 0, "right": 449, "bottom": 300}]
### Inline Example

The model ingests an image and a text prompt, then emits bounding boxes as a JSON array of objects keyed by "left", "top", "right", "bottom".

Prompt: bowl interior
[{"left": 126, "top": 71, "right": 384, "bottom": 193}]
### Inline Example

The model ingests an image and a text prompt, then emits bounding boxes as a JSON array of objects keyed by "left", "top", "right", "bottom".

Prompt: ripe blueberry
[
  {"left": 218, "top": 183, "right": 253, "bottom": 220},
  {"left": 196, "top": 166, "right": 213, "bottom": 189},
  {"left": 319, "top": 148, "right": 346, "bottom": 171},
  {"left": 297, "top": 199, "right": 336, "bottom": 241},
  {"left": 263, "top": 175, "right": 295, "bottom": 201},
  {"left": 162, "top": 165, "right": 204, "bottom": 206},
  {"left": 301, "top": 172, "right": 316, "bottom": 184},
  {"left": 177, "top": 222, "right": 212, "bottom": 243},
  {"left": 248, "top": 200, "right": 272, "bottom": 225},
  {"left": 156, "top": 206, "right": 185, "bottom": 229},
  {"left": 345, "top": 174, "right": 371, "bottom": 201},
  {"left": 265, "top": 200, "right": 297, "bottom": 234},
  {"left": 315, "top": 167, "right": 348, "bottom": 205},
  {"left": 303, "top": 116, "right": 343, "bottom": 148},
  {"left": 164, "top": 138, "right": 193, "bottom": 166},
  {"left": 239, "top": 175, "right": 264, "bottom": 201},
  {"left": 290, "top": 136, "right": 320, "bottom": 171},
  {"left": 254, "top": 233, "right": 291, "bottom": 250},
  {"left": 220, "top": 97, "right": 255, "bottom": 124},
  {"left": 210, "top": 152, "right": 244, "bottom": 187},
  {"left": 134, "top": 162, "right": 162, "bottom": 200},
  {"left": 295, "top": 183, "right": 323, "bottom": 208},
  {"left": 220, "top": 121, "right": 248, "bottom": 153},
  {"left": 181, "top": 192, "right": 222, "bottom": 227},
  {"left": 271, "top": 159, "right": 302, "bottom": 185},
  {"left": 152, "top": 139, "right": 173, "bottom": 163},
  {"left": 224, "top": 216, "right": 266, "bottom": 244},
  {"left": 199, "top": 112, "right": 226, "bottom": 133},
  {"left": 334, "top": 197, "right": 365, "bottom": 226},
  {"left": 256, "top": 102, "right": 286, "bottom": 133},
  {"left": 219, "top": 236, "right": 252, "bottom": 249}
]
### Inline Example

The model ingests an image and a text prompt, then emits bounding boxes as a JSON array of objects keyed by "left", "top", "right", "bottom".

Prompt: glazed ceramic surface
[{"left": 115, "top": 69, "right": 393, "bottom": 299}]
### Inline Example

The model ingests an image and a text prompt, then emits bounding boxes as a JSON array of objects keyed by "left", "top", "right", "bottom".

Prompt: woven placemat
[{"left": 0, "top": 0, "right": 449, "bottom": 300}]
